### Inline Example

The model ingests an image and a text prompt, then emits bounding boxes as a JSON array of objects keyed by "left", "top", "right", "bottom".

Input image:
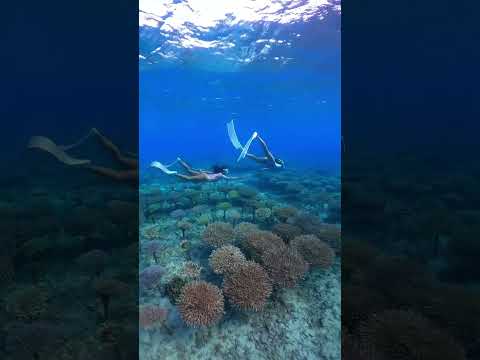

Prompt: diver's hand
[{"left": 150, "top": 161, "right": 162, "bottom": 168}]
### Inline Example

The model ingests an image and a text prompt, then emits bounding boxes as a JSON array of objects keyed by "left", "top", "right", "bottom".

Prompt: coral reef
[
  {"left": 291, "top": 235, "right": 335, "bottom": 268},
  {"left": 272, "top": 223, "right": 302, "bottom": 243},
  {"left": 243, "top": 230, "right": 286, "bottom": 261},
  {"left": 196, "top": 214, "right": 211, "bottom": 227},
  {"left": 262, "top": 246, "right": 309, "bottom": 289},
  {"left": 177, "top": 281, "right": 224, "bottom": 328},
  {"left": 233, "top": 221, "right": 259, "bottom": 242},
  {"left": 208, "top": 245, "right": 247, "bottom": 275},
  {"left": 176, "top": 219, "right": 192, "bottom": 238},
  {"left": 140, "top": 265, "right": 165, "bottom": 291},
  {"left": 164, "top": 276, "right": 188, "bottom": 305},
  {"left": 255, "top": 207, "right": 272, "bottom": 223},
  {"left": 223, "top": 261, "right": 272, "bottom": 311},
  {"left": 203, "top": 222, "right": 235, "bottom": 248},
  {"left": 315, "top": 224, "right": 341, "bottom": 252},
  {"left": 216, "top": 202, "right": 232, "bottom": 221},
  {"left": 142, "top": 225, "right": 164, "bottom": 240},
  {"left": 142, "top": 240, "right": 165, "bottom": 264},
  {"left": 273, "top": 206, "right": 298, "bottom": 222},
  {"left": 139, "top": 305, "right": 168, "bottom": 330},
  {"left": 138, "top": 170, "right": 340, "bottom": 359},
  {"left": 181, "top": 261, "right": 203, "bottom": 280}
]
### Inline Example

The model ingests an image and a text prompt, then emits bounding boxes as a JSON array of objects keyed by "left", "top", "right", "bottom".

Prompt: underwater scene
[
  {"left": 139, "top": 1, "right": 341, "bottom": 360},
  {"left": 1, "top": 5, "right": 139, "bottom": 355}
]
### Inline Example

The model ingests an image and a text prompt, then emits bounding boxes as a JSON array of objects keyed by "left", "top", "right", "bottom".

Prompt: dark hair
[{"left": 212, "top": 164, "right": 229, "bottom": 174}]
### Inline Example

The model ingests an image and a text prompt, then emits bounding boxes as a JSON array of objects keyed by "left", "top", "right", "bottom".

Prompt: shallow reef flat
[{"left": 139, "top": 169, "right": 341, "bottom": 360}]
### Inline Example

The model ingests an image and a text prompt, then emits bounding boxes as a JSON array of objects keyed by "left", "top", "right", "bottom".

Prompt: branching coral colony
[{"left": 139, "top": 181, "right": 339, "bottom": 330}]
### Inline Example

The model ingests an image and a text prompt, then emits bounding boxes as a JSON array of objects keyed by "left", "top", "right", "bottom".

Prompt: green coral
[
  {"left": 217, "top": 202, "right": 232, "bottom": 220},
  {"left": 197, "top": 214, "right": 211, "bottom": 227}
]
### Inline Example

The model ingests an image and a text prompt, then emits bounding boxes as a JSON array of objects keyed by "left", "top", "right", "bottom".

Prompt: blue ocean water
[{"left": 140, "top": 2, "right": 340, "bottom": 174}]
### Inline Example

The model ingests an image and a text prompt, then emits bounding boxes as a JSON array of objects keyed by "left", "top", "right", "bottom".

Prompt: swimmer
[
  {"left": 28, "top": 128, "right": 138, "bottom": 184},
  {"left": 150, "top": 157, "right": 238, "bottom": 182},
  {"left": 227, "top": 120, "right": 285, "bottom": 169}
]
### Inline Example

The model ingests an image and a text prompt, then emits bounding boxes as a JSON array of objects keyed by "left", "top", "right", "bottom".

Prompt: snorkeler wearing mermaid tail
[
  {"left": 28, "top": 128, "right": 138, "bottom": 184},
  {"left": 150, "top": 157, "right": 238, "bottom": 182},
  {"left": 227, "top": 120, "right": 285, "bottom": 169}
]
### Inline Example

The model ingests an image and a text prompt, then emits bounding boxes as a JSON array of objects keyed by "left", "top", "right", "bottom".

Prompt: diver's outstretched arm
[
  {"left": 91, "top": 128, "right": 137, "bottom": 169},
  {"left": 174, "top": 174, "right": 206, "bottom": 181},
  {"left": 256, "top": 136, "right": 276, "bottom": 163},
  {"left": 223, "top": 175, "right": 241, "bottom": 180}
]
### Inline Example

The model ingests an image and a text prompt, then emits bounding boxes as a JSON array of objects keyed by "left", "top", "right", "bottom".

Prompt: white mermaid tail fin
[
  {"left": 227, "top": 120, "right": 244, "bottom": 150},
  {"left": 150, "top": 161, "right": 178, "bottom": 175},
  {"left": 237, "top": 131, "right": 258, "bottom": 162},
  {"left": 27, "top": 136, "right": 91, "bottom": 166}
]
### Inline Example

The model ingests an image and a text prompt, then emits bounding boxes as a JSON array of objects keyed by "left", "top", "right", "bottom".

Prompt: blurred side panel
[
  {"left": 342, "top": 0, "right": 480, "bottom": 359},
  {"left": 0, "top": 0, "right": 139, "bottom": 359}
]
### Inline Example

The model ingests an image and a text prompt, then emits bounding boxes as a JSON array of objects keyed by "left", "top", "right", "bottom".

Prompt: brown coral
[
  {"left": 243, "top": 230, "right": 287, "bottom": 261},
  {"left": 178, "top": 281, "right": 224, "bottom": 327},
  {"left": 203, "top": 222, "right": 235, "bottom": 247},
  {"left": 234, "top": 222, "right": 259, "bottom": 242},
  {"left": 315, "top": 224, "right": 341, "bottom": 251},
  {"left": 261, "top": 247, "right": 309, "bottom": 288},
  {"left": 209, "top": 245, "right": 247, "bottom": 275},
  {"left": 291, "top": 235, "right": 335, "bottom": 268},
  {"left": 272, "top": 223, "right": 303, "bottom": 243},
  {"left": 273, "top": 207, "right": 299, "bottom": 222},
  {"left": 290, "top": 213, "right": 323, "bottom": 234},
  {"left": 223, "top": 261, "right": 272, "bottom": 311}
]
